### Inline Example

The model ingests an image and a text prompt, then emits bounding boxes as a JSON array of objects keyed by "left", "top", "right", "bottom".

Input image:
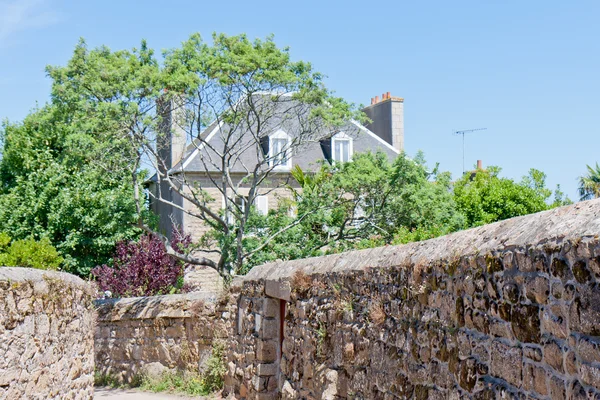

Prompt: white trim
[
  {"left": 169, "top": 92, "right": 294, "bottom": 174},
  {"left": 171, "top": 121, "right": 224, "bottom": 174},
  {"left": 331, "top": 131, "right": 353, "bottom": 163},
  {"left": 350, "top": 120, "right": 400, "bottom": 154},
  {"left": 252, "top": 90, "right": 295, "bottom": 97},
  {"left": 269, "top": 129, "right": 292, "bottom": 171},
  {"left": 255, "top": 195, "right": 269, "bottom": 216}
]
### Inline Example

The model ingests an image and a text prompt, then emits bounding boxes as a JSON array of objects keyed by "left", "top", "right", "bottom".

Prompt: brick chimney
[{"left": 362, "top": 92, "right": 404, "bottom": 152}]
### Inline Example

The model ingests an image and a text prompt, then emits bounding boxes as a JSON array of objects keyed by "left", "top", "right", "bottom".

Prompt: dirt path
[{"left": 94, "top": 387, "right": 219, "bottom": 399}]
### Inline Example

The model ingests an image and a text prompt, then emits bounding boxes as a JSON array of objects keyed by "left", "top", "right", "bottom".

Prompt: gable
[{"left": 170, "top": 97, "right": 399, "bottom": 175}]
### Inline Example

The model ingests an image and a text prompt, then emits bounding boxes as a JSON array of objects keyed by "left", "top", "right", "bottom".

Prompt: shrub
[
  {"left": 201, "top": 340, "right": 226, "bottom": 392},
  {"left": 140, "top": 340, "right": 226, "bottom": 395},
  {"left": 0, "top": 233, "right": 63, "bottom": 270},
  {"left": 91, "top": 230, "right": 191, "bottom": 297}
]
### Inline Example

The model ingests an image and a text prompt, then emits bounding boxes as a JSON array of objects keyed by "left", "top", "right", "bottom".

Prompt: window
[
  {"left": 255, "top": 195, "right": 269, "bottom": 216},
  {"left": 225, "top": 195, "right": 268, "bottom": 225},
  {"left": 332, "top": 132, "right": 353, "bottom": 163},
  {"left": 269, "top": 130, "right": 291, "bottom": 170}
]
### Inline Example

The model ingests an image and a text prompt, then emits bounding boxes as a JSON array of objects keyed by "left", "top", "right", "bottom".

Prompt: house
[
  {"left": 149, "top": 92, "right": 404, "bottom": 244},
  {"left": 148, "top": 91, "right": 404, "bottom": 289}
]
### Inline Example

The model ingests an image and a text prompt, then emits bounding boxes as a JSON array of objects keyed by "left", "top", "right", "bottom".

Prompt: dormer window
[
  {"left": 269, "top": 129, "right": 291, "bottom": 170},
  {"left": 332, "top": 132, "right": 353, "bottom": 163}
]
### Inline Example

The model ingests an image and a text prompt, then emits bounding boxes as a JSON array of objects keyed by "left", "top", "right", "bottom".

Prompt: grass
[
  {"left": 95, "top": 341, "right": 227, "bottom": 397},
  {"left": 140, "top": 371, "right": 210, "bottom": 396},
  {"left": 94, "top": 372, "right": 122, "bottom": 388}
]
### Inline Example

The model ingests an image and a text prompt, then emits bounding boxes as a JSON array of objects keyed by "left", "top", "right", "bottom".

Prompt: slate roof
[{"left": 169, "top": 94, "right": 399, "bottom": 175}]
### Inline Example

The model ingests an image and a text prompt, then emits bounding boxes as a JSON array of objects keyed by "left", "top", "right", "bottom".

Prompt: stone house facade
[{"left": 148, "top": 92, "right": 404, "bottom": 269}]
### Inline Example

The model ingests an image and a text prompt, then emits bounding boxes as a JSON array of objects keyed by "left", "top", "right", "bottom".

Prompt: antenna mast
[{"left": 453, "top": 128, "right": 487, "bottom": 174}]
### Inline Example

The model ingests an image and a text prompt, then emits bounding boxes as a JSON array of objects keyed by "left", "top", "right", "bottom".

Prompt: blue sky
[{"left": 1, "top": 0, "right": 599, "bottom": 200}]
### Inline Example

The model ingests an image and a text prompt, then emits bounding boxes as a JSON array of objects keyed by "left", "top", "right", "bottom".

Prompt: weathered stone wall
[
  {"left": 225, "top": 199, "right": 600, "bottom": 399},
  {"left": 0, "top": 267, "right": 95, "bottom": 400},
  {"left": 94, "top": 291, "right": 230, "bottom": 383}
]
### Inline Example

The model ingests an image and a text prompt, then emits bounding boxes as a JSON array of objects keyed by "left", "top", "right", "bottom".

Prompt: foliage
[
  {"left": 1, "top": 32, "right": 575, "bottom": 279},
  {"left": 94, "top": 372, "right": 130, "bottom": 388},
  {"left": 239, "top": 153, "right": 573, "bottom": 271},
  {"left": 140, "top": 372, "right": 206, "bottom": 396},
  {"left": 578, "top": 162, "right": 600, "bottom": 201},
  {"left": 32, "top": 33, "right": 361, "bottom": 279},
  {"left": 200, "top": 340, "right": 227, "bottom": 393},
  {"left": 140, "top": 341, "right": 226, "bottom": 395},
  {"left": 0, "top": 232, "right": 63, "bottom": 270},
  {"left": 241, "top": 151, "right": 465, "bottom": 270},
  {"left": 0, "top": 101, "right": 140, "bottom": 277},
  {"left": 91, "top": 230, "right": 190, "bottom": 297},
  {"left": 453, "top": 166, "right": 570, "bottom": 227}
]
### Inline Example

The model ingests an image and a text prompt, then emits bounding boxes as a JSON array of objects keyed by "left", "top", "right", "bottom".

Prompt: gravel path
[{"left": 94, "top": 387, "right": 218, "bottom": 399}]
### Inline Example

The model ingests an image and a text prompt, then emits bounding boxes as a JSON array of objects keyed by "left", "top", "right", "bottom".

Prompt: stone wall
[
  {"left": 224, "top": 199, "right": 600, "bottom": 399},
  {"left": 0, "top": 267, "right": 95, "bottom": 400},
  {"left": 95, "top": 291, "right": 230, "bottom": 383}
]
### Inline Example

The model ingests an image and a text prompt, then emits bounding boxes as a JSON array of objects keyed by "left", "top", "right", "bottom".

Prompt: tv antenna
[{"left": 453, "top": 128, "right": 487, "bottom": 174}]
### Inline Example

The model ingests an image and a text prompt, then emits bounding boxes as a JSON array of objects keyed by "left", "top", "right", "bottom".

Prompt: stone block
[
  {"left": 548, "top": 375, "right": 566, "bottom": 400},
  {"left": 511, "top": 304, "right": 541, "bottom": 343},
  {"left": 281, "top": 380, "right": 298, "bottom": 400},
  {"left": 523, "top": 345, "right": 542, "bottom": 362},
  {"left": 490, "top": 341, "right": 523, "bottom": 387},
  {"left": 265, "top": 279, "right": 291, "bottom": 301},
  {"left": 524, "top": 276, "right": 549, "bottom": 304},
  {"left": 543, "top": 340, "right": 564, "bottom": 373},
  {"left": 580, "top": 363, "right": 600, "bottom": 388},
  {"left": 257, "top": 363, "right": 278, "bottom": 376},
  {"left": 257, "top": 340, "right": 278, "bottom": 362},
  {"left": 263, "top": 298, "right": 279, "bottom": 318},
  {"left": 261, "top": 318, "right": 279, "bottom": 340},
  {"left": 577, "top": 337, "right": 600, "bottom": 364},
  {"left": 541, "top": 304, "right": 568, "bottom": 339},
  {"left": 255, "top": 391, "right": 279, "bottom": 400},
  {"left": 522, "top": 362, "right": 548, "bottom": 395},
  {"left": 570, "top": 287, "right": 600, "bottom": 336}
]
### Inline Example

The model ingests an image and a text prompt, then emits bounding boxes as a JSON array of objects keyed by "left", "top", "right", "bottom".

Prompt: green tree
[
  {"left": 0, "top": 76, "right": 142, "bottom": 275},
  {"left": 578, "top": 163, "right": 600, "bottom": 201},
  {"left": 241, "top": 151, "right": 465, "bottom": 270},
  {"left": 453, "top": 166, "right": 569, "bottom": 227},
  {"left": 40, "top": 33, "right": 359, "bottom": 278},
  {"left": 0, "top": 233, "right": 63, "bottom": 270}
]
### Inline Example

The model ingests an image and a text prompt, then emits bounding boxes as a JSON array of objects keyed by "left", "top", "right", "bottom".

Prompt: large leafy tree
[
  {"left": 241, "top": 152, "right": 466, "bottom": 270},
  {"left": 33, "top": 33, "right": 358, "bottom": 278},
  {"left": 242, "top": 155, "right": 573, "bottom": 270},
  {"left": 0, "top": 39, "right": 161, "bottom": 275},
  {"left": 578, "top": 163, "right": 600, "bottom": 201},
  {"left": 0, "top": 103, "right": 139, "bottom": 276},
  {"left": 453, "top": 166, "right": 570, "bottom": 227}
]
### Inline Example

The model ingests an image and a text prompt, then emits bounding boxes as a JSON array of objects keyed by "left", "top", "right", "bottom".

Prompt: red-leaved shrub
[{"left": 92, "top": 230, "right": 191, "bottom": 297}]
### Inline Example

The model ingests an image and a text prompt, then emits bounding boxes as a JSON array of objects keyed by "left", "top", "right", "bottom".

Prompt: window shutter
[
  {"left": 260, "top": 136, "right": 270, "bottom": 156},
  {"left": 256, "top": 195, "right": 269, "bottom": 216},
  {"left": 320, "top": 139, "right": 332, "bottom": 163}
]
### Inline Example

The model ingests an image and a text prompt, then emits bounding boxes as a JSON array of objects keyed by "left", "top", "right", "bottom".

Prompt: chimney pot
[
  {"left": 386, "top": 91, "right": 391, "bottom": 99},
  {"left": 477, "top": 160, "right": 483, "bottom": 170},
  {"left": 375, "top": 95, "right": 379, "bottom": 103}
]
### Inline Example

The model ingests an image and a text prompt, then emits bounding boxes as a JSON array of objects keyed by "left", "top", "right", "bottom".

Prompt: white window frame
[
  {"left": 223, "top": 194, "right": 268, "bottom": 225},
  {"left": 255, "top": 195, "right": 269, "bottom": 216},
  {"left": 269, "top": 129, "right": 292, "bottom": 170},
  {"left": 331, "top": 132, "right": 353, "bottom": 163}
]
